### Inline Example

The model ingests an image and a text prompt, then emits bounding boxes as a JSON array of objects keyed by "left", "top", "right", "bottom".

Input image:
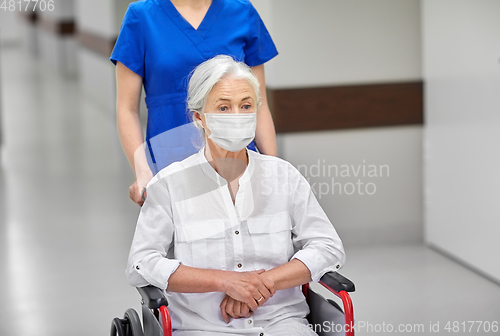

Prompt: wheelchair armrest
[
  {"left": 137, "top": 286, "right": 169, "bottom": 309},
  {"left": 319, "top": 272, "right": 355, "bottom": 293}
]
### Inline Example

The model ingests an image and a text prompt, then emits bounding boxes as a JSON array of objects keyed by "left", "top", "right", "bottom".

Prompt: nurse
[{"left": 110, "top": 0, "right": 278, "bottom": 206}]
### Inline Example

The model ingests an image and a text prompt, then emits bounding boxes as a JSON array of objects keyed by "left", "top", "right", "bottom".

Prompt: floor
[{"left": 1, "top": 47, "right": 499, "bottom": 336}]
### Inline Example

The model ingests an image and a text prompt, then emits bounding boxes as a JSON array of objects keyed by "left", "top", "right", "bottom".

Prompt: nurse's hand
[
  {"left": 129, "top": 180, "right": 145, "bottom": 206},
  {"left": 220, "top": 295, "right": 253, "bottom": 323},
  {"left": 221, "top": 269, "right": 275, "bottom": 311}
]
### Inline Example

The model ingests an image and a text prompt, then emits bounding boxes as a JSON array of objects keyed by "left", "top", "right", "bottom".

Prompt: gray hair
[{"left": 187, "top": 55, "right": 261, "bottom": 122}]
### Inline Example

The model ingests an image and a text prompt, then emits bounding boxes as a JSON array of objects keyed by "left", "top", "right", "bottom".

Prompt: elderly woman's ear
[{"left": 193, "top": 111, "right": 204, "bottom": 129}]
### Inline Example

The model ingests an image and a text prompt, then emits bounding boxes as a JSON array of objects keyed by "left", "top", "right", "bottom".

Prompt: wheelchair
[{"left": 111, "top": 272, "right": 355, "bottom": 336}]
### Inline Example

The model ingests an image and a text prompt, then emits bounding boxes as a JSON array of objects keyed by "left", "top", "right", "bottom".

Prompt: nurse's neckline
[{"left": 169, "top": 0, "right": 214, "bottom": 31}]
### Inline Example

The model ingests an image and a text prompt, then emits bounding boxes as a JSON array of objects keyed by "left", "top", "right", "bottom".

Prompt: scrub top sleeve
[
  {"left": 110, "top": 4, "right": 145, "bottom": 78},
  {"left": 244, "top": 4, "right": 278, "bottom": 67}
]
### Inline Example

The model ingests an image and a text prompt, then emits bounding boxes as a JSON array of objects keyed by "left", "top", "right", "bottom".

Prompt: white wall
[
  {"left": 35, "top": 0, "right": 77, "bottom": 76},
  {"left": 279, "top": 126, "right": 423, "bottom": 247},
  {"left": 77, "top": 47, "right": 116, "bottom": 113},
  {"left": 75, "top": 0, "right": 118, "bottom": 39},
  {"left": 74, "top": 0, "right": 127, "bottom": 110},
  {"left": 36, "top": 31, "right": 78, "bottom": 76},
  {"left": 0, "top": 10, "right": 21, "bottom": 46},
  {"left": 41, "top": 0, "right": 75, "bottom": 21},
  {"left": 253, "top": 0, "right": 422, "bottom": 89},
  {"left": 423, "top": 0, "right": 500, "bottom": 283},
  {"left": 251, "top": 0, "right": 424, "bottom": 247}
]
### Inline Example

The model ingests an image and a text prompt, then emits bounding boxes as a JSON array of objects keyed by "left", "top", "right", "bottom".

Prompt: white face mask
[{"left": 204, "top": 113, "right": 257, "bottom": 152}]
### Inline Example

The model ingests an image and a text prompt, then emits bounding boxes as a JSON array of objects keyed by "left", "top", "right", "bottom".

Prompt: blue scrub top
[{"left": 110, "top": 0, "right": 278, "bottom": 174}]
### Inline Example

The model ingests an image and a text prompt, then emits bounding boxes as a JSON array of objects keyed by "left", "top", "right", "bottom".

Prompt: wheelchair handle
[
  {"left": 318, "top": 272, "right": 355, "bottom": 336},
  {"left": 137, "top": 286, "right": 169, "bottom": 309},
  {"left": 320, "top": 271, "right": 355, "bottom": 292}
]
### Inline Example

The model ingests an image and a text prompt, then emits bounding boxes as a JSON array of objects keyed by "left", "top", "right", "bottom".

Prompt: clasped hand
[{"left": 220, "top": 269, "right": 275, "bottom": 323}]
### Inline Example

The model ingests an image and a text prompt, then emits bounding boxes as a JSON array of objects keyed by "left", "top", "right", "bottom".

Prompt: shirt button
[
  {"left": 260, "top": 334, "right": 264, "bottom": 336},
  {"left": 235, "top": 230, "right": 239, "bottom": 235},
  {"left": 248, "top": 320, "right": 252, "bottom": 324},
  {"left": 136, "top": 265, "right": 140, "bottom": 270},
  {"left": 237, "top": 263, "right": 242, "bottom": 268},
  {"left": 336, "top": 264, "right": 340, "bottom": 269}
]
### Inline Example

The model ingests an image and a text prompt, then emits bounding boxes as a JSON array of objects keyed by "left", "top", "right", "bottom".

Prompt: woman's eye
[
  {"left": 242, "top": 104, "right": 251, "bottom": 110},
  {"left": 219, "top": 106, "right": 228, "bottom": 112}
]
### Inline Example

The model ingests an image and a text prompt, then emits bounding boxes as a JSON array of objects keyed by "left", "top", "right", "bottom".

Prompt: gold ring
[{"left": 257, "top": 297, "right": 264, "bottom": 303}]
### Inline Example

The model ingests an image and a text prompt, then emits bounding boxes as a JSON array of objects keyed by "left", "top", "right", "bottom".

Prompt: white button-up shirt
[{"left": 127, "top": 148, "right": 346, "bottom": 335}]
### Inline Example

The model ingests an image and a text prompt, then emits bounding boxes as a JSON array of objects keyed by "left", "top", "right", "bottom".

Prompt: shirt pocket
[
  {"left": 174, "top": 219, "right": 227, "bottom": 270},
  {"left": 247, "top": 212, "right": 293, "bottom": 267}
]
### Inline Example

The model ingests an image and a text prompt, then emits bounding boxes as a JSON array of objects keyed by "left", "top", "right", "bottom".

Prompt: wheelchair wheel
[
  {"left": 124, "top": 308, "right": 144, "bottom": 336},
  {"left": 111, "top": 317, "right": 126, "bottom": 336},
  {"left": 110, "top": 308, "right": 144, "bottom": 336}
]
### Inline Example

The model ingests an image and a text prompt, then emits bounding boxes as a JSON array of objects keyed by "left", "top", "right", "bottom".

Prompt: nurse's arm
[
  {"left": 116, "top": 61, "right": 153, "bottom": 205},
  {"left": 251, "top": 64, "right": 277, "bottom": 156}
]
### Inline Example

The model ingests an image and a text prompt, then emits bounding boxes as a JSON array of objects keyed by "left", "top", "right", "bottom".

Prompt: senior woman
[{"left": 127, "top": 55, "right": 345, "bottom": 336}]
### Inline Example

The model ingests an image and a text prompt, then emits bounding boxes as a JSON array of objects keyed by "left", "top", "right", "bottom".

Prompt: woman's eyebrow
[{"left": 215, "top": 96, "right": 253, "bottom": 103}]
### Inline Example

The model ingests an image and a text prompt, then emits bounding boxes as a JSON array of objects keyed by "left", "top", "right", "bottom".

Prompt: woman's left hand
[{"left": 220, "top": 295, "right": 253, "bottom": 323}]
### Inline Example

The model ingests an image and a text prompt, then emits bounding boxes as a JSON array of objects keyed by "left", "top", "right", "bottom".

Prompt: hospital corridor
[{"left": 1, "top": 1, "right": 500, "bottom": 335}]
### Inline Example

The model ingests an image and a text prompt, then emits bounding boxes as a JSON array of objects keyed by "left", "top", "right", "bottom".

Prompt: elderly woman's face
[
  {"left": 203, "top": 76, "right": 257, "bottom": 119},
  {"left": 195, "top": 76, "right": 258, "bottom": 153}
]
